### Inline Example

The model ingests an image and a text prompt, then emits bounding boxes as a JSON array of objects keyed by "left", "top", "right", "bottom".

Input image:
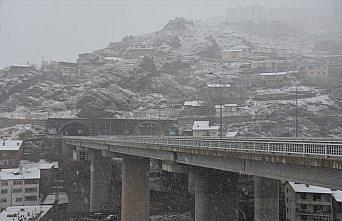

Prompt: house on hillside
[{"left": 192, "top": 121, "right": 219, "bottom": 137}]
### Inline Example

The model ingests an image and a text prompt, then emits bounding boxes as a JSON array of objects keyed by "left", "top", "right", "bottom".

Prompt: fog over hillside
[{"left": 0, "top": 0, "right": 339, "bottom": 68}]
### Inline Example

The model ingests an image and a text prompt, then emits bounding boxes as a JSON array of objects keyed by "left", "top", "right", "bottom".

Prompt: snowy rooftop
[
  {"left": 0, "top": 205, "right": 52, "bottom": 221},
  {"left": 259, "top": 72, "right": 288, "bottom": 76},
  {"left": 222, "top": 49, "right": 243, "bottom": 52},
  {"left": 289, "top": 182, "right": 342, "bottom": 202},
  {"left": 20, "top": 160, "right": 59, "bottom": 170},
  {"left": 184, "top": 100, "right": 204, "bottom": 107},
  {"left": 10, "top": 64, "right": 33, "bottom": 68},
  {"left": 0, "top": 139, "right": 23, "bottom": 151},
  {"left": 289, "top": 182, "right": 332, "bottom": 194},
  {"left": 215, "top": 104, "right": 238, "bottom": 108},
  {"left": 226, "top": 131, "right": 238, "bottom": 137},
  {"left": 0, "top": 167, "right": 40, "bottom": 180},
  {"left": 207, "top": 83, "right": 231, "bottom": 88},
  {"left": 42, "top": 192, "right": 69, "bottom": 205},
  {"left": 103, "top": 57, "right": 121, "bottom": 61},
  {"left": 332, "top": 191, "right": 342, "bottom": 202},
  {"left": 193, "top": 121, "right": 219, "bottom": 130}
]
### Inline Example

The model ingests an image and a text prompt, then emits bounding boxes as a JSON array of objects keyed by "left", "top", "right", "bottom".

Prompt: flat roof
[
  {"left": 0, "top": 167, "right": 40, "bottom": 180},
  {"left": 193, "top": 121, "right": 219, "bottom": 130},
  {"left": 222, "top": 49, "right": 243, "bottom": 52},
  {"left": 207, "top": 83, "right": 231, "bottom": 88},
  {"left": 42, "top": 192, "right": 69, "bottom": 205},
  {"left": 184, "top": 101, "right": 204, "bottom": 107},
  {"left": 20, "top": 160, "right": 59, "bottom": 170},
  {"left": 0, "top": 205, "right": 52, "bottom": 221},
  {"left": 260, "top": 72, "right": 288, "bottom": 76},
  {"left": 215, "top": 104, "right": 238, "bottom": 108},
  {"left": 10, "top": 64, "right": 33, "bottom": 68},
  {"left": 0, "top": 140, "right": 23, "bottom": 151},
  {"left": 226, "top": 131, "right": 238, "bottom": 137}
]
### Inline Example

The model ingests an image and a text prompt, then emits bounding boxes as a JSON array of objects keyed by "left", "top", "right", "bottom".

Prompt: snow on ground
[
  {"left": 0, "top": 124, "right": 43, "bottom": 139},
  {"left": 0, "top": 106, "right": 79, "bottom": 119}
]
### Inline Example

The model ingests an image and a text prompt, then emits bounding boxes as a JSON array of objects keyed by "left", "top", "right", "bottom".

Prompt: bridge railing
[{"left": 110, "top": 136, "right": 342, "bottom": 158}]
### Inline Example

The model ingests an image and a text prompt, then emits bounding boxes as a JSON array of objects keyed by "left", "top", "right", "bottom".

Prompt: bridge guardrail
[{"left": 108, "top": 136, "right": 342, "bottom": 158}]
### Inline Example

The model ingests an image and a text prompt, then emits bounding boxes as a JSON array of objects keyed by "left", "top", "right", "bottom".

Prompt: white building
[
  {"left": 0, "top": 205, "right": 53, "bottom": 221},
  {"left": 0, "top": 167, "right": 40, "bottom": 209},
  {"left": 20, "top": 160, "right": 59, "bottom": 198},
  {"left": 192, "top": 121, "right": 219, "bottom": 137}
]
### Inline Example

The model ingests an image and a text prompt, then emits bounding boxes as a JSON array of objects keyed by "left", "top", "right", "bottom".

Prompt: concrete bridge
[
  {"left": 62, "top": 135, "right": 342, "bottom": 221},
  {"left": 46, "top": 118, "right": 177, "bottom": 136}
]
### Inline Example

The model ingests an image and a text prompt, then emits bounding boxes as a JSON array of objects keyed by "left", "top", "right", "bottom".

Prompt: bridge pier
[
  {"left": 254, "top": 176, "right": 279, "bottom": 221},
  {"left": 190, "top": 170, "right": 239, "bottom": 221},
  {"left": 88, "top": 149, "right": 112, "bottom": 212},
  {"left": 121, "top": 156, "right": 150, "bottom": 221}
]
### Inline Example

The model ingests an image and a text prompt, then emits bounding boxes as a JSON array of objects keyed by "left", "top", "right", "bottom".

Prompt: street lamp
[{"left": 209, "top": 72, "right": 223, "bottom": 139}]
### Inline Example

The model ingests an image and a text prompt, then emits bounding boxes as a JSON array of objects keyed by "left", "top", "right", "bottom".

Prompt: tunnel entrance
[
  {"left": 133, "top": 121, "right": 164, "bottom": 136},
  {"left": 59, "top": 121, "right": 91, "bottom": 136}
]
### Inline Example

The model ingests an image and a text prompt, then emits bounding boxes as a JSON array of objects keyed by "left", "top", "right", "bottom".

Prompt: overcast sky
[{"left": 0, "top": 0, "right": 336, "bottom": 68}]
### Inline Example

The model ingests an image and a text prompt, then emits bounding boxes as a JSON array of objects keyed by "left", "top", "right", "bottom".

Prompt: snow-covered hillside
[{"left": 1, "top": 17, "right": 341, "bottom": 137}]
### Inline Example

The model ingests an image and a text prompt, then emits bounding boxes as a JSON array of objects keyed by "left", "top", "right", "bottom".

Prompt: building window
[
  {"left": 24, "top": 179, "right": 38, "bottom": 185},
  {"left": 79, "top": 151, "right": 88, "bottom": 160},
  {"left": 13, "top": 180, "right": 23, "bottom": 185},
  {"left": 0, "top": 198, "right": 7, "bottom": 203},
  {"left": 15, "top": 197, "right": 22, "bottom": 202},
  {"left": 1, "top": 189, "right": 8, "bottom": 194},
  {"left": 13, "top": 188, "right": 22, "bottom": 193},
  {"left": 24, "top": 196, "right": 37, "bottom": 201},
  {"left": 313, "top": 194, "right": 321, "bottom": 201},
  {"left": 300, "top": 193, "right": 307, "bottom": 200},
  {"left": 25, "top": 188, "right": 38, "bottom": 193},
  {"left": 1, "top": 181, "right": 8, "bottom": 186},
  {"left": 300, "top": 204, "right": 307, "bottom": 210}
]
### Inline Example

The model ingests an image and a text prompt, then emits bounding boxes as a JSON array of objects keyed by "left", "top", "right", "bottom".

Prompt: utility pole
[{"left": 295, "top": 85, "right": 298, "bottom": 137}]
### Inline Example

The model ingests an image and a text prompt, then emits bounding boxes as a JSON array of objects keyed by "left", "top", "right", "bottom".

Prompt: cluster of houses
[
  {"left": 182, "top": 100, "right": 241, "bottom": 117},
  {"left": 0, "top": 139, "right": 67, "bottom": 220},
  {"left": 220, "top": 45, "right": 342, "bottom": 89}
]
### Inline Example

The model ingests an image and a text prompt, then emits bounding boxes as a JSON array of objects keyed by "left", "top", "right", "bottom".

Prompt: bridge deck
[
  {"left": 64, "top": 136, "right": 342, "bottom": 158},
  {"left": 63, "top": 136, "right": 342, "bottom": 189}
]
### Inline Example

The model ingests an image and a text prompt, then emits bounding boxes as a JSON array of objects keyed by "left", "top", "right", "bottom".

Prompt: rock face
[{"left": 0, "top": 17, "right": 341, "bottom": 137}]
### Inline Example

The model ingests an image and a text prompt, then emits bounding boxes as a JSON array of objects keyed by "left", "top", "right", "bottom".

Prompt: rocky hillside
[{"left": 0, "top": 17, "right": 341, "bottom": 137}]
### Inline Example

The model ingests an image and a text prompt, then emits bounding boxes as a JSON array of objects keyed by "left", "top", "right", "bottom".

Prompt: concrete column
[
  {"left": 191, "top": 171, "right": 239, "bottom": 221},
  {"left": 121, "top": 156, "right": 150, "bottom": 221},
  {"left": 89, "top": 149, "right": 112, "bottom": 212},
  {"left": 254, "top": 176, "right": 279, "bottom": 221},
  {"left": 89, "top": 151, "right": 95, "bottom": 212}
]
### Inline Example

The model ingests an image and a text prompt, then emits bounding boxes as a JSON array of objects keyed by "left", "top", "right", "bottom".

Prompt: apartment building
[
  {"left": 285, "top": 182, "right": 333, "bottom": 221},
  {"left": 0, "top": 167, "right": 40, "bottom": 209}
]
